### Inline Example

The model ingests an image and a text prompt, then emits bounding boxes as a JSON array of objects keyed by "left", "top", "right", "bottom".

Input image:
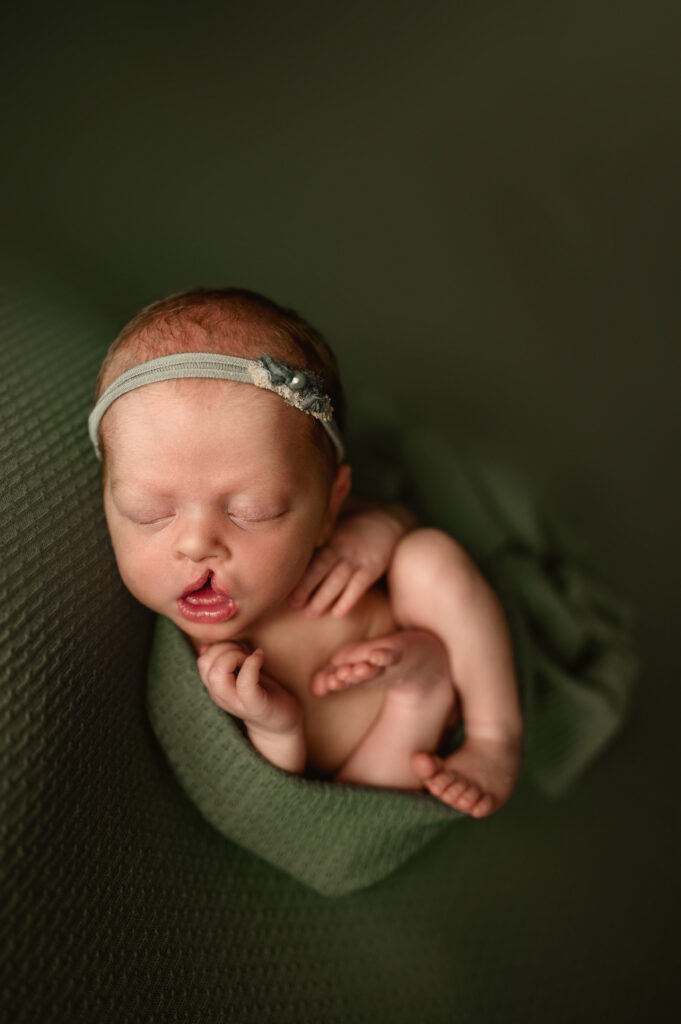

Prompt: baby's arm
[
  {"left": 289, "top": 498, "right": 416, "bottom": 618},
  {"left": 197, "top": 643, "right": 306, "bottom": 774}
]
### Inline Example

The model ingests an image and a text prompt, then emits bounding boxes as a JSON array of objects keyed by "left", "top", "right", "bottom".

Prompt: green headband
[{"left": 88, "top": 352, "right": 345, "bottom": 462}]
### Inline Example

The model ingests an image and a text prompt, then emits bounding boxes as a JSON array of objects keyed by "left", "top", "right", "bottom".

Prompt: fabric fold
[{"left": 147, "top": 616, "right": 459, "bottom": 897}]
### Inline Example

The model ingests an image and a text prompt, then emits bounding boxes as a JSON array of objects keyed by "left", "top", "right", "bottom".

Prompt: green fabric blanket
[
  {"left": 147, "top": 418, "right": 637, "bottom": 897},
  {"left": 1, "top": 272, "right": 645, "bottom": 1023}
]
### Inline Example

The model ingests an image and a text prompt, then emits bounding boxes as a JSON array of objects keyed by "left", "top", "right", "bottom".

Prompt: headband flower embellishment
[{"left": 249, "top": 355, "right": 334, "bottom": 421}]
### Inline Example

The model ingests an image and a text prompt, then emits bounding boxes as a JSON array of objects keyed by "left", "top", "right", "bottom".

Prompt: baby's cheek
[
  {"left": 112, "top": 542, "right": 161, "bottom": 604},
  {"left": 277, "top": 544, "right": 317, "bottom": 593}
]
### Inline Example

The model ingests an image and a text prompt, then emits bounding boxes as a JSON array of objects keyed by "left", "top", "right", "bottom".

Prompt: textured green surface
[
  {"left": 0, "top": 277, "right": 646, "bottom": 1023},
  {"left": 2, "top": 1, "right": 680, "bottom": 1019}
]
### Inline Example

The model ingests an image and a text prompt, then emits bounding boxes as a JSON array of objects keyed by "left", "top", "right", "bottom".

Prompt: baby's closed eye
[
  {"left": 123, "top": 507, "right": 176, "bottom": 526},
  {"left": 227, "top": 509, "right": 288, "bottom": 528}
]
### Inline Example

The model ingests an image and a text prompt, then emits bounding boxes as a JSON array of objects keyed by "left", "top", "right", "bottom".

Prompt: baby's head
[{"left": 91, "top": 288, "right": 351, "bottom": 647}]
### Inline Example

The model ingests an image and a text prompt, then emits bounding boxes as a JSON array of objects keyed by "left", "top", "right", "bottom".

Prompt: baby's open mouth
[{"left": 178, "top": 572, "right": 237, "bottom": 623}]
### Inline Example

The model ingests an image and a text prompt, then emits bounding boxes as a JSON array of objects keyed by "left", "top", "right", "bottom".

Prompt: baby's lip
[
  {"left": 177, "top": 570, "right": 237, "bottom": 623},
  {"left": 182, "top": 571, "right": 212, "bottom": 598},
  {"left": 181, "top": 571, "right": 233, "bottom": 602},
  {"left": 208, "top": 576, "right": 231, "bottom": 598}
]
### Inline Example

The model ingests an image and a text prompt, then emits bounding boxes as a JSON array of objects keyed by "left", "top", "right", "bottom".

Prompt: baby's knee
[{"left": 389, "top": 528, "right": 477, "bottom": 606}]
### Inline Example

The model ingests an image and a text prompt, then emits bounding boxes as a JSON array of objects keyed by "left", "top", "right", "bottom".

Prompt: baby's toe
[
  {"left": 332, "top": 662, "right": 366, "bottom": 684},
  {"left": 346, "top": 660, "right": 385, "bottom": 683},
  {"left": 357, "top": 660, "right": 385, "bottom": 680},
  {"left": 453, "top": 782, "right": 483, "bottom": 812},
  {"left": 424, "top": 769, "right": 461, "bottom": 798},
  {"left": 334, "top": 663, "right": 356, "bottom": 682},
  {"left": 367, "top": 647, "right": 400, "bottom": 668},
  {"left": 439, "top": 776, "right": 470, "bottom": 807},
  {"left": 470, "top": 794, "right": 496, "bottom": 818},
  {"left": 411, "top": 752, "right": 439, "bottom": 779},
  {"left": 348, "top": 661, "right": 372, "bottom": 680},
  {"left": 311, "top": 668, "right": 336, "bottom": 695}
]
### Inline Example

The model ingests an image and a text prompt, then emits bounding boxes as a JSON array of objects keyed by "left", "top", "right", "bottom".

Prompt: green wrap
[{"left": 147, "top": 419, "right": 636, "bottom": 896}]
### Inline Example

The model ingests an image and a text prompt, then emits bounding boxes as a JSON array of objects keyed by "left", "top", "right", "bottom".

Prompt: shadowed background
[{"left": 1, "top": 1, "right": 679, "bottom": 1020}]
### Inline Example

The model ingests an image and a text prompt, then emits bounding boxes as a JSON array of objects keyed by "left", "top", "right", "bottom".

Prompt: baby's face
[{"left": 102, "top": 379, "right": 348, "bottom": 648}]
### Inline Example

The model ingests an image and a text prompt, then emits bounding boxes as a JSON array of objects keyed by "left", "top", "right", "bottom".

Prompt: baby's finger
[
  {"left": 289, "top": 546, "right": 340, "bottom": 607},
  {"left": 202, "top": 650, "right": 246, "bottom": 703},
  {"left": 304, "top": 560, "right": 354, "bottom": 618},
  {"left": 198, "top": 641, "right": 246, "bottom": 678},
  {"left": 330, "top": 567, "right": 372, "bottom": 617},
  {"left": 234, "top": 648, "right": 269, "bottom": 715}
]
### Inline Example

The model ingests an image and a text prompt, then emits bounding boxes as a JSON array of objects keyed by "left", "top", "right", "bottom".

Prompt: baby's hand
[
  {"left": 197, "top": 641, "right": 302, "bottom": 736},
  {"left": 289, "top": 503, "right": 416, "bottom": 618}
]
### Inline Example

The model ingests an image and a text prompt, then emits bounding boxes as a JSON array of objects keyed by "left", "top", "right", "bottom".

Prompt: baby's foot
[
  {"left": 310, "top": 629, "right": 450, "bottom": 699},
  {"left": 412, "top": 734, "right": 522, "bottom": 818}
]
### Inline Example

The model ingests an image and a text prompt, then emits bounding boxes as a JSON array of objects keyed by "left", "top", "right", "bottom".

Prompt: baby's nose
[{"left": 174, "top": 515, "right": 229, "bottom": 562}]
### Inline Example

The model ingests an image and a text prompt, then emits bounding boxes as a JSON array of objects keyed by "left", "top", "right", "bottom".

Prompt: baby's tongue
[
  {"left": 194, "top": 580, "right": 215, "bottom": 598},
  {"left": 185, "top": 577, "right": 229, "bottom": 605}
]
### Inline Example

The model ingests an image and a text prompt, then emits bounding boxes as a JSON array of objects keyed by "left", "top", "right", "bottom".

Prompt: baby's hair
[{"left": 95, "top": 287, "right": 347, "bottom": 470}]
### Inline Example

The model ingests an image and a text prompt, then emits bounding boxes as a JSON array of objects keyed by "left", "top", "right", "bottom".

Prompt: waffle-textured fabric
[{"left": 1, "top": 274, "right": 637, "bottom": 1022}]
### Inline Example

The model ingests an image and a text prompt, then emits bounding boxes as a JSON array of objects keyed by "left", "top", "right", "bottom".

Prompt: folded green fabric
[
  {"left": 147, "top": 419, "right": 637, "bottom": 897},
  {"left": 400, "top": 426, "right": 638, "bottom": 798},
  {"left": 148, "top": 617, "right": 460, "bottom": 897}
]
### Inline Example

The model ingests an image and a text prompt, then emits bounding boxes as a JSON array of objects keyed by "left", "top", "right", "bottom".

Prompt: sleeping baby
[{"left": 89, "top": 287, "right": 523, "bottom": 817}]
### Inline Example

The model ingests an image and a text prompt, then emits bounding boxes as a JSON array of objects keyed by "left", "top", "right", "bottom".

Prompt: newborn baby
[{"left": 89, "top": 287, "right": 523, "bottom": 817}]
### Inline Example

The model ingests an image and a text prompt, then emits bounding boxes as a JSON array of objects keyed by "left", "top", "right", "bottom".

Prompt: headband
[{"left": 88, "top": 352, "right": 345, "bottom": 461}]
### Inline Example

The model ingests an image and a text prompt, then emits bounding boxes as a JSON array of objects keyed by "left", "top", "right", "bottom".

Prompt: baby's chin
[
  {"left": 174, "top": 617, "right": 239, "bottom": 650},
  {"left": 172, "top": 609, "right": 264, "bottom": 654}
]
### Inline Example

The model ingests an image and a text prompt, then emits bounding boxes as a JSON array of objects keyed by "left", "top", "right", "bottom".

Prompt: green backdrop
[{"left": 2, "top": 2, "right": 679, "bottom": 1021}]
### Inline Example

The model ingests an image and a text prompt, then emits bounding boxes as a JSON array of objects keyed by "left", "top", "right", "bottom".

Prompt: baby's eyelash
[
  {"left": 229, "top": 511, "right": 285, "bottom": 525},
  {"left": 129, "top": 512, "right": 174, "bottom": 525}
]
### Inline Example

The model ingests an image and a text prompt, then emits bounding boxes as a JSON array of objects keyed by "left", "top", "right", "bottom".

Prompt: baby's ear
[
  {"left": 330, "top": 463, "right": 352, "bottom": 516},
  {"left": 319, "top": 464, "right": 352, "bottom": 542}
]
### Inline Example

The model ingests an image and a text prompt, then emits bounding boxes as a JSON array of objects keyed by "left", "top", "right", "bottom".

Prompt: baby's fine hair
[{"left": 96, "top": 287, "right": 347, "bottom": 434}]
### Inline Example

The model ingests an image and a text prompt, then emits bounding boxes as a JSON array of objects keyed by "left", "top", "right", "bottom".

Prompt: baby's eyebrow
[{"left": 109, "top": 478, "right": 163, "bottom": 496}]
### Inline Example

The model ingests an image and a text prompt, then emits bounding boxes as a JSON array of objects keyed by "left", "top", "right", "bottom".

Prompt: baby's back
[{"left": 250, "top": 586, "right": 397, "bottom": 776}]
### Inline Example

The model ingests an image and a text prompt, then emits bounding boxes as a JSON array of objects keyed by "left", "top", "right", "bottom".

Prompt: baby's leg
[
  {"left": 388, "top": 529, "right": 523, "bottom": 817},
  {"left": 330, "top": 630, "right": 457, "bottom": 790}
]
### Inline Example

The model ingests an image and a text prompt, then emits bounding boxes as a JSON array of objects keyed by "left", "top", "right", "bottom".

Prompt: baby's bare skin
[
  {"left": 313, "top": 629, "right": 457, "bottom": 792},
  {"left": 102, "top": 372, "right": 523, "bottom": 818},
  {"left": 385, "top": 529, "right": 523, "bottom": 816},
  {"left": 311, "top": 628, "right": 454, "bottom": 699},
  {"left": 311, "top": 629, "right": 520, "bottom": 815},
  {"left": 199, "top": 529, "right": 524, "bottom": 815},
  {"left": 412, "top": 738, "right": 522, "bottom": 818}
]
